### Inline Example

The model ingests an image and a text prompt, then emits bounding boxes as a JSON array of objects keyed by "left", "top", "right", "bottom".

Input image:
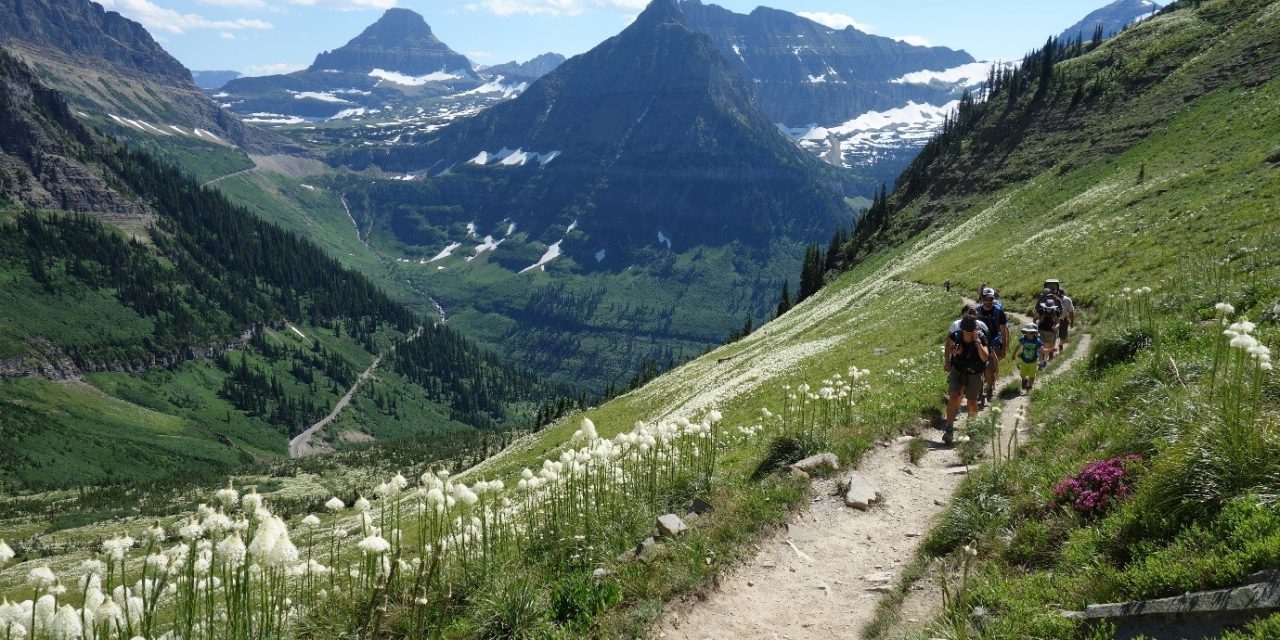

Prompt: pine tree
[
  {"left": 798, "top": 244, "right": 825, "bottom": 303},
  {"left": 776, "top": 279, "right": 793, "bottom": 318}
]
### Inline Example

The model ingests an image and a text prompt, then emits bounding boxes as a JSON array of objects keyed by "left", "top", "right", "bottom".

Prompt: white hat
[{"left": 981, "top": 287, "right": 996, "bottom": 298}]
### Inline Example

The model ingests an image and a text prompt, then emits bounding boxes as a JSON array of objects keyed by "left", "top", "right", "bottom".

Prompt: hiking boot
[{"left": 942, "top": 426, "right": 954, "bottom": 445}]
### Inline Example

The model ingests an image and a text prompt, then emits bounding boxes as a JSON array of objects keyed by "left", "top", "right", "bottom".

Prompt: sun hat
[{"left": 1022, "top": 323, "right": 1038, "bottom": 333}]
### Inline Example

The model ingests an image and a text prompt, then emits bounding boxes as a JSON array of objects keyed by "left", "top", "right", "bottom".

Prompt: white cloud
[
  {"left": 894, "top": 35, "right": 932, "bottom": 47},
  {"left": 219, "top": 31, "right": 237, "bottom": 39},
  {"left": 241, "top": 62, "right": 307, "bottom": 76},
  {"left": 796, "top": 11, "right": 872, "bottom": 33},
  {"left": 98, "top": 0, "right": 273, "bottom": 33},
  {"left": 466, "top": 0, "right": 645, "bottom": 17}
]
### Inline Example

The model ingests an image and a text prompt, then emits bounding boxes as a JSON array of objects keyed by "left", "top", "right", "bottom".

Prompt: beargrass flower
[
  {"left": 216, "top": 532, "right": 246, "bottom": 568},
  {"left": 354, "top": 496, "right": 371, "bottom": 512},
  {"left": 0, "top": 539, "right": 12, "bottom": 566},
  {"left": 324, "top": 497, "right": 345, "bottom": 511},
  {"left": 357, "top": 535, "right": 390, "bottom": 555},
  {"left": 301, "top": 514, "right": 321, "bottom": 527},
  {"left": 27, "top": 567, "right": 56, "bottom": 590}
]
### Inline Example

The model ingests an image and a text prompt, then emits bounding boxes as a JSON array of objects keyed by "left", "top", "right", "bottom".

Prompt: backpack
[
  {"left": 950, "top": 331, "right": 989, "bottom": 374},
  {"left": 976, "top": 301, "right": 1006, "bottom": 330}
]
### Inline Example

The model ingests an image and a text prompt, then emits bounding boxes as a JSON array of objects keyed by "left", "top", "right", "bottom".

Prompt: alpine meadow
[{"left": 1, "top": 0, "right": 1278, "bottom": 639}]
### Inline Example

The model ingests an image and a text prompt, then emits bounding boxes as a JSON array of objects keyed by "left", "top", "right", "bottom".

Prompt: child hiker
[{"left": 1017, "top": 323, "right": 1044, "bottom": 393}]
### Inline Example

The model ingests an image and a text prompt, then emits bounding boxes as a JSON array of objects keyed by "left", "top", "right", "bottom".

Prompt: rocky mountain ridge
[{"left": 0, "top": 0, "right": 296, "bottom": 155}]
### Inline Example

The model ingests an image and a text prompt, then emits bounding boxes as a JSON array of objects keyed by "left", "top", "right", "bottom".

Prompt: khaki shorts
[
  {"left": 1042, "top": 330, "right": 1058, "bottom": 348},
  {"left": 948, "top": 368, "right": 984, "bottom": 402}
]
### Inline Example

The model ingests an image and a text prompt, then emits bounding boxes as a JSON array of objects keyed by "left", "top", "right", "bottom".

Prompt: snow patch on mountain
[
  {"left": 290, "top": 91, "right": 353, "bottom": 104},
  {"left": 780, "top": 100, "right": 960, "bottom": 168},
  {"left": 468, "top": 148, "right": 561, "bottom": 167},
  {"left": 461, "top": 76, "right": 529, "bottom": 99},
  {"left": 429, "top": 242, "right": 462, "bottom": 262},
  {"left": 519, "top": 240, "right": 563, "bottom": 273},
  {"left": 892, "top": 61, "right": 996, "bottom": 88},
  {"left": 245, "top": 113, "right": 308, "bottom": 124},
  {"left": 467, "top": 236, "right": 504, "bottom": 261},
  {"left": 369, "top": 68, "right": 465, "bottom": 86}
]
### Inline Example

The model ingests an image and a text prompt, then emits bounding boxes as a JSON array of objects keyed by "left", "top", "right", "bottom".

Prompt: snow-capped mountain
[
  {"left": 673, "top": 0, "right": 984, "bottom": 184},
  {"left": 215, "top": 9, "right": 561, "bottom": 127}
]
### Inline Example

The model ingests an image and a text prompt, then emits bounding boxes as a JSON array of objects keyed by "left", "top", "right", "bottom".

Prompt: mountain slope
[
  {"left": 483, "top": 52, "right": 565, "bottom": 82},
  {"left": 1059, "top": 0, "right": 1162, "bottom": 41},
  {"left": 0, "top": 0, "right": 295, "bottom": 155},
  {"left": 327, "top": 0, "right": 858, "bottom": 390},
  {"left": 0, "top": 50, "right": 555, "bottom": 490}
]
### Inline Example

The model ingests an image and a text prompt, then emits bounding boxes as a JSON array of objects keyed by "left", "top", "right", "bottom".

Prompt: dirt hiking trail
[{"left": 660, "top": 314, "right": 1091, "bottom": 640}]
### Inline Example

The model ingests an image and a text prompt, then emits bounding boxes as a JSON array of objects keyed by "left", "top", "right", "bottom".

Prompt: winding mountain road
[{"left": 287, "top": 326, "right": 423, "bottom": 458}]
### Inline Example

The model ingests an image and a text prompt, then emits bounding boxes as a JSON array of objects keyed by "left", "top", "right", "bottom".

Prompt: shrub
[
  {"left": 751, "top": 435, "right": 804, "bottom": 479},
  {"left": 550, "top": 572, "right": 622, "bottom": 627},
  {"left": 471, "top": 573, "right": 553, "bottom": 640},
  {"left": 1089, "top": 328, "right": 1152, "bottom": 371},
  {"left": 1053, "top": 455, "right": 1143, "bottom": 518}
]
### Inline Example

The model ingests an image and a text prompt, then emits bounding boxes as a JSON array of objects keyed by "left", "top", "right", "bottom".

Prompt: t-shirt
[
  {"left": 1017, "top": 335, "right": 1044, "bottom": 363},
  {"left": 1060, "top": 296, "right": 1075, "bottom": 315}
]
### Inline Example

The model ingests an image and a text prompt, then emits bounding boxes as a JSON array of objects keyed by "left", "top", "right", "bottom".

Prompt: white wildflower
[
  {"left": 28, "top": 566, "right": 56, "bottom": 590},
  {"left": 216, "top": 532, "right": 246, "bottom": 568},
  {"left": 354, "top": 496, "right": 371, "bottom": 512},
  {"left": 0, "top": 539, "right": 13, "bottom": 566},
  {"left": 357, "top": 535, "right": 391, "bottom": 555},
  {"left": 302, "top": 514, "right": 321, "bottom": 527},
  {"left": 325, "top": 497, "right": 345, "bottom": 511}
]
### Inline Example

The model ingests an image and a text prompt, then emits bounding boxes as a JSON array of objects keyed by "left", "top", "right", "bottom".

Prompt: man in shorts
[
  {"left": 1017, "top": 324, "right": 1044, "bottom": 393},
  {"left": 1058, "top": 292, "right": 1075, "bottom": 353},
  {"left": 1037, "top": 302, "right": 1059, "bottom": 368},
  {"left": 943, "top": 317, "right": 989, "bottom": 445},
  {"left": 975, "top": 288, "right": 1009, "bottom": 403}
]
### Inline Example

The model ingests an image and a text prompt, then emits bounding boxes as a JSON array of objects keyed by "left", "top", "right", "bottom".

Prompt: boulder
[
  {"left": 657, "top": 514, "right": 687, "bottom": 538},
  {"left": 840, "top": 472, "right": 882, "bottom": 510},
  {"left": 791, "top": 453, "right": 839, "bottom": 474},
  {"left": 689, "top": 497, "right": 715, "bottom": 515}
]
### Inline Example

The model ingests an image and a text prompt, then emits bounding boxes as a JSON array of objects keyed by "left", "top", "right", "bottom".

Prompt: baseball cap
[
  {"left": 982, "top": 288, "right": 996, "bottom": 298},
  {"left": 1022, "top": 323, "right": 1038, "bottom": 333},
  {"left": 960, "top": 317, "right": 978, "bottom": 331}
]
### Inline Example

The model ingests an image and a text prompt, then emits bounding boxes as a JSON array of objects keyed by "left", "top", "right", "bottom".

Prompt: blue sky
[{"left": 98, "top": 0, "right": 1121, "bottom": 75}]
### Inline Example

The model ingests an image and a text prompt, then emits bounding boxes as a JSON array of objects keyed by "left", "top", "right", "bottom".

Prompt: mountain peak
[
  {"left": 309, "top": 8, "right": 472, "bottom": 75},
  {"left": 634, "top": 0, "right": 686, "bottom": 27}
]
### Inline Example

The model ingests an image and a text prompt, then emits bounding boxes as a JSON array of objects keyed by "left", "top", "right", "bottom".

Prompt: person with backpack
[
  {"left": 1036, "top": 300, "right": 1060, "bottom": 367},
  {"left": 1058, "top": 292, "right": 1075, "bottom": 354},
  {"left": 975, "top": 287, "right": 1009, "bottom": 403},
  {"left": 1016, "top": 323, "right": 1044, "bottom": 393},
  {"left": 950, "top": 303, "right": 989, "bottom": 336},
  {"left": 943, "top": 317, "right": 989, "bottom": 444}
]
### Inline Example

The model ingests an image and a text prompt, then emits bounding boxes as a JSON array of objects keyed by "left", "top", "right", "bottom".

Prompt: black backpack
[{"left": 950, "top": 331, "right": 988, "bottom": 374}]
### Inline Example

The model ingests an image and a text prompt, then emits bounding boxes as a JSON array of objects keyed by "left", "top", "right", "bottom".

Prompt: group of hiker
[{"left": 940, "top": 280, "right": 1075, "bottom": 444}]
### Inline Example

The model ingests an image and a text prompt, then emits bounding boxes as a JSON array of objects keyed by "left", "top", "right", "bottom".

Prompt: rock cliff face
[
  {"left": 675, "top": 0, "right": 973, "bottom": 126},
  {"left": 0, "top": 0, "right": 298, "bottom": 154},
  {"left": 0, "top": 51, "right": 148, "bottom": 224},
  {"left": 1059, "top": 0, "right": 1161, "bottom": 41},
  {"left": 310, "top": 8, "right": 473, "bottom": 76},
  {"left": 339, "top": 0, "right": 859, "bottom": 253},
  {"left": 483, "top": 53, "right": 565, "bottom": 82}
]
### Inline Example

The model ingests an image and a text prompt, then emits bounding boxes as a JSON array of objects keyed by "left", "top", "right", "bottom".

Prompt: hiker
[
  {"left": 949, "top": 303, "right": 989, "bottom": 336},
  {"left": 1058, "top": 292, "right": 1075, "bottom": 354},
  {"left": 975, "top": 287, "right": 1009, "bottom": 403},
  {"left": 1036, "top": 298, "right": 1060, "bottom": 367},
  {"left": 943, "top": 317, "right": 989, "bottom": 445},
  {"left": 944, "top": 279, "right": 952, "bottom": 293},
  {"left": 1017, "top": 323, "right": 1044, "bottom": 393}
]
